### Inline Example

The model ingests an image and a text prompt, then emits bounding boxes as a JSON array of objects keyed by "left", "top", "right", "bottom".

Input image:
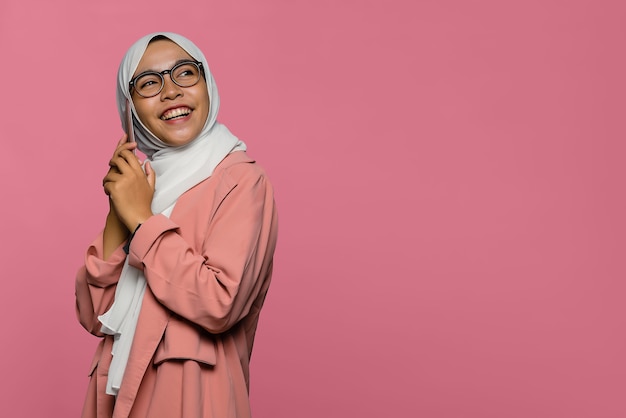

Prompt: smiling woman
[
  {"left": 131, "top": 38, "right": 210, "bottom": 146},
  {"left": 74, "top": 32, "right": 278, "bottom": 418}
]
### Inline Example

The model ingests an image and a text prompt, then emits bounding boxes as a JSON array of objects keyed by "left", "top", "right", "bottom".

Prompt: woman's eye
[
  {"left": 175, "top": 65, "right": 198, "bottom": 79},
  {"left": 138, "top": 76, "right": 160, "bottom": 90}
]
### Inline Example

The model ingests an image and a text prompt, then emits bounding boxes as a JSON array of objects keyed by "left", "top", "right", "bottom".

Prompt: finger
[
  {"left": 102, "top": 171, "right": 122, "bottom": 186},
  {"left": 109, "top": 141, "right": 134, "bottom": 168},
  {"left": 110, "top": 143, "right": 139, "bottom": 166},
  {"left": 118, "top": 148, "right": 143, "bottom": 171},
  {"left": 109, "top": 155, "right": 128, "bottom": 173},
  {"left": 103, "top": 181, "right": 113, "bottom": 196},
  {"left": 113, "top": 144, "right": 139, "bottom": 166},
  {"left": 145, "top": 161, "right": 156, "bottom": 190},
  {"left": 114, "top": 141, "right": 137, "bottom": 157},
  {"left": 112, "top": 139, "right": 136, "bottom": 157}
]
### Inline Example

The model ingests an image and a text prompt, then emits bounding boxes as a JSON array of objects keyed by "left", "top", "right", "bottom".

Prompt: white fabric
[{"left": 98, "top": 32, "right": 246, "bottom": 396}]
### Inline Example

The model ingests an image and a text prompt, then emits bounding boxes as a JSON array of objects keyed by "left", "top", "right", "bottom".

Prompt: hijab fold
[{"left": 98, "top": 32, "right": 246, "bottom": 396}]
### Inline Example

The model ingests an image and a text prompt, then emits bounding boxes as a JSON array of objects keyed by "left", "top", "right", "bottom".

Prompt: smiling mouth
[{"left": 161, "top": 107, "right": 192, "bottom": 121}]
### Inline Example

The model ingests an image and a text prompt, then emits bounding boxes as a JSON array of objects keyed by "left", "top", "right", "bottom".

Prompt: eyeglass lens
[{"left": 134, "top": 62, "right": 201, "bottom": 97}]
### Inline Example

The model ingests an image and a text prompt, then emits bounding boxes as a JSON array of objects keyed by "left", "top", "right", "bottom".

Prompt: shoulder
[
  {"left": 170, "top": 151, "right": 275, "bottom": 231},
  {"left": 214, "top": 151, "right": 273, "bottom": 191}
]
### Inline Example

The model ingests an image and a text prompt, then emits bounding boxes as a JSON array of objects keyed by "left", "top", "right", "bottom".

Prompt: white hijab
[{"left": 98, "top": 32, "right": 246, "bottom": 396}]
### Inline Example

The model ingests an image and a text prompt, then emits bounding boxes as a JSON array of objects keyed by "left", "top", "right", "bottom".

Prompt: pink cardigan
[{"left": 75, "top": 151, "right": 278, "bottom": 418}]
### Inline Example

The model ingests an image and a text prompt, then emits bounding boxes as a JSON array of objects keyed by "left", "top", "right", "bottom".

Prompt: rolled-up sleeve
[{"left": 75, "top": 232, "right": 126, "bottom": 336}]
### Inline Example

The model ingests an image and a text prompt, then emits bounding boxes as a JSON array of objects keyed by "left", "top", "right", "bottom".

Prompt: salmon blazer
[{"left": 75, "top": 151, "right": 278, "bottom": 418}]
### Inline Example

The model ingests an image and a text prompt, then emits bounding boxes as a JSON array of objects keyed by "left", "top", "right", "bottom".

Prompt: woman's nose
[{"left": 160, "top": 74, "right": 183, "bottom": 99}]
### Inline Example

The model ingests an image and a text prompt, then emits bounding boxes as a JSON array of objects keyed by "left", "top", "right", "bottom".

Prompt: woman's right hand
[
  {"left": 103, "top": 135, "right": 155, "bottom": 233},
  {"left": 104, "top": 136, "right": 138, "bottom": 221},
  {"left": 102, "top": 136, "right": 140, "bottom": 259}
]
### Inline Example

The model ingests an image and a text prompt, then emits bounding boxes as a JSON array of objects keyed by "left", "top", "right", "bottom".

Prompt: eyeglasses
[{"left": 129, "top": 60, "right": 204, "bottom": 98}]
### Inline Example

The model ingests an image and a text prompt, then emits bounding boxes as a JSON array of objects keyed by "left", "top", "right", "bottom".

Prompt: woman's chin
[
  {"left": 161, "top": 136, "right": 195, "bottom": 146},
  {"left": 157, "top": 127, "right": 199, "bottom": 146}
]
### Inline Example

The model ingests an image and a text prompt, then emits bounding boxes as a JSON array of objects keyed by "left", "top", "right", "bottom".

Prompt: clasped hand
[{"left": 103, "top": 136, "right": 155, "bottom": 232}]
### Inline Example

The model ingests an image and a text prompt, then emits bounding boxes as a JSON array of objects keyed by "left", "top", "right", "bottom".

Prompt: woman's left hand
[{"left": 103, "top": 141, "right": 156, "bottom": 231}]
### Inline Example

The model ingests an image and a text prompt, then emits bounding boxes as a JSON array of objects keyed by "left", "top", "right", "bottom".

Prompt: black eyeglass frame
[{"left": 129, "top": 60, "right": 204, "bottom": 98}]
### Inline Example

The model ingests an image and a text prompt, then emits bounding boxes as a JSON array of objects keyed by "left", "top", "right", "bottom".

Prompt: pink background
[{"left": 1, "top": 0, "right": 625, "bottom": 417}]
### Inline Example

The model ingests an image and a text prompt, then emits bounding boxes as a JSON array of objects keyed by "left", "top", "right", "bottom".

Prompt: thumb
[{"left": 145, "top": 161, "right": 156, "bottom": 190}]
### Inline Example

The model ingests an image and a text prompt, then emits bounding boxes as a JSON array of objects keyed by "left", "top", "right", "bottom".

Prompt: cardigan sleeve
[
  {"left": 75, "top": 232, "right": 127, "bottom": 336},
  {"left": 127, "top": 162, "right": 278, "bottom": 334}
]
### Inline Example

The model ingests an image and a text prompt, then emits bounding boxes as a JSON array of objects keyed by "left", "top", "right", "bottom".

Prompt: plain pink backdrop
[{"left": 1, "top": 1, "right": 625, "bottom": 417}]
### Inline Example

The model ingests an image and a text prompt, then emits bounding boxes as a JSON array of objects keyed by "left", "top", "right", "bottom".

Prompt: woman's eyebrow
[{"left": 137, "top": 59, "right": 196, "bottom": 74}]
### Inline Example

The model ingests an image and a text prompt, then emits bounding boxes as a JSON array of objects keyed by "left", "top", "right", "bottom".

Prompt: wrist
[
  {"left": 126, "top": 213, "right": 152, "bottom": 232},
  {"left": 106, "top": 211, "right": 129, "bottom": 234},
  {"left": 123, "top": 223, "right": 142, "bottom": 255}
]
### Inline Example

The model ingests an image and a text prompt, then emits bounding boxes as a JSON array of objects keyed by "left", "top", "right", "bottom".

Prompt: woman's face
[{"left": 131, "top": 39, "right": 210, "bottom": 147}]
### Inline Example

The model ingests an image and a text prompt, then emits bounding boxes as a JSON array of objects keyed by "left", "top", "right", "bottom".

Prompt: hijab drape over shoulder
[{"left": 99, "top": 32, "right": 246, "bottom": 396}]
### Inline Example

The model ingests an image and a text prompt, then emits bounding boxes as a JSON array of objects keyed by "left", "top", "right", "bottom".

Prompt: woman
[{"left": 75, "top": 32, "right": 278, "bottom": 418}]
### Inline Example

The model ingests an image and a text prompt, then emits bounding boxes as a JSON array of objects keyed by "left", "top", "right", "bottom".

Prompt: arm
[
  {"left": 127, "top": 164, "right": 278, "bottom": 334},
  {"left": 103, "top": 200, "right": 129, "bottom": 260},
  {"left": 76, "top": 137, "right": 152, "bottom": 335}
]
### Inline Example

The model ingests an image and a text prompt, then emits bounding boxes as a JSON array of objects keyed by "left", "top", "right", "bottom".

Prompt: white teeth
[{"left": 161, "top": 107, "right": 191, "bottom": 120}]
